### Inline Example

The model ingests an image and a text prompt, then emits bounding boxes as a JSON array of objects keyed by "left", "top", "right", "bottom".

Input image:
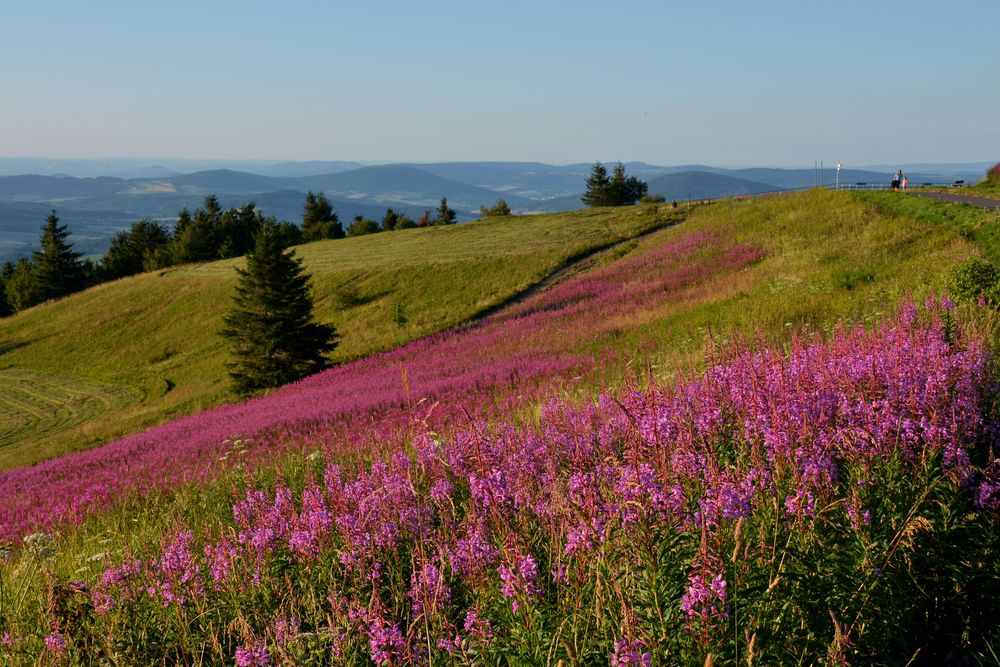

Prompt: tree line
[{"left": 0, "top": 192, "right": 461, "bottom": 316}]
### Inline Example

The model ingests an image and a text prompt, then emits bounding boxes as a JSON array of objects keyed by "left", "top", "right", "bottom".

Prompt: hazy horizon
[{"left": 2, "top": 1, "right": 997, "bottom": 166}]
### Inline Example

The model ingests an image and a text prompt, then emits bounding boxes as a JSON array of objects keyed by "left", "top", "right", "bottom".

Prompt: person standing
[
  {"left": 892, "top": 170, "right": 902, "bottom": 191},
  {"left": 901, "top": 174, "right": 908, "bottom": 190}
]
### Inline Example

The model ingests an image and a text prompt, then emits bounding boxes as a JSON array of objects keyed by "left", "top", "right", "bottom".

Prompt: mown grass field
[{"left": 0, "top": 207, "right": 675, "bottom": 470}]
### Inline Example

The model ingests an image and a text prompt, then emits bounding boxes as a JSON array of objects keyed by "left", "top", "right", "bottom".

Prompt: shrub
[
  {"left": 640, "top": 193, "right": 666, "bottom": 204},
  {"left": 479, "top": 199, "right": 512, "bottom": 217},
  {"left": 950, "top": 257, "right": 1000, "bottom": 303},
  {"left": 332, "top": 283, "right": 363, "bottom": 309},
  {"left": 987, "top": 161, "right": 1000, "bottom": 182}
]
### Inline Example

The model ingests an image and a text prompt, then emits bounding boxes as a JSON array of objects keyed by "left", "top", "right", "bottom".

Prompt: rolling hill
[
  {"left": 0, "top": 205, "right": 672, "bottom": 470},
  {"left": 645, "top": 170, "right": 783, "bottom": 199}
]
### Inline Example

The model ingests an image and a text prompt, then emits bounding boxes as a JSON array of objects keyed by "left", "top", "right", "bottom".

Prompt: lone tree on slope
[
  {"left": 220, "top": 221, "right": 338, "bottom": 396},
  {"left": 33, "top": 210, "right": 87, "bottom": 303}
]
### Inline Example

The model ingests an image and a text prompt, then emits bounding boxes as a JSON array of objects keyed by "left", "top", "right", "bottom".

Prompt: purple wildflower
[
  {"left": 234, "top": 643, "right": 270, "bottom": 667},
  {"left": 44, "top": 633, "right": 67, "bottom": 654},
  {"left": 610, "top": 638, "right": 652, "bottom": 667}
]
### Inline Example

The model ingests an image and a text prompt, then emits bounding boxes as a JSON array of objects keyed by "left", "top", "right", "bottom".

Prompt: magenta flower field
[
  {"left": 0, "top": 229, "right": 760, "bottom": 542},
  {"left": 9, "top": 301, "right": 994, "bottom": 665}
]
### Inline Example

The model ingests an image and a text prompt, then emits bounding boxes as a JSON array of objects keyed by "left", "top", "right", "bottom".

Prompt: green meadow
[{"left": 0, "top": 206, "right": 674, "bottom": 470}]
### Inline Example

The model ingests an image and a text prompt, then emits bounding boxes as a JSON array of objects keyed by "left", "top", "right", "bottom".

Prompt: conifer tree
[
  {"left": 301, "top": 191, "right": 343, "bottom": 241},
  {"left": 607, "top": 162, "right": 648, "bottom": 206},
  {"left": 583, "top": 162, "right": 647, "bottom": 207},
  {"left": 581, "top": 162, "right": 611, "bottom": 207},
  {"left": 101, "top": 219, "right": 170, "bottom": 280},
  {"left": 381, "top": 208, "right": 400, "bottom": 231},
  {"left": 0, "top": 267, "right": 11, "bottom": 317},
  {"left": 435, "top": 197, "right": 457, "bottom": 225},
  {"left": 220, "top": 221, "right": 338, "bottom": 396},
  {"left": 32, "top": 210, "right": 86, "bottom": 303}
]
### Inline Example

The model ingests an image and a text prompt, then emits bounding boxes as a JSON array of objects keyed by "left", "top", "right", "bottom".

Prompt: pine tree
[
  {"left": 381, "top": 208, "right": 400, "bottom": 231},
  {"left": 101, "top": 219, "right": 170, "bottom": 280},
  {"left": 301, "top": 191, "right": 344, "bottom": 241},
  {"left": 220, "top": 221, "right": 338, "bottom": 396},
  {"left": 32, "top": 210, "right": 86, "bottom": 303},
  {"left": 435, "top": 197, "right": 457, "bottom": 225},
  {"left": 581, "top": 162, "right": 611, "bottom": 207},
  {"left": 0, "top": 266, "right": 11, "bottom": 317},
  {"left": 607, "top": 162, "right": 648, "bottom": 206}
]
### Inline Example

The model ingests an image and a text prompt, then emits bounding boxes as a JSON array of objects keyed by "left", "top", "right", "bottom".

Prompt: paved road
[{"left": 909, "top": 191, "right": 1000, "bottom": 211}]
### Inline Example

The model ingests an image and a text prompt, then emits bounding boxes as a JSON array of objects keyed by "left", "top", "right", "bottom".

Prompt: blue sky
[{"left": 2, "top": 0, "right": 997, "bottom": 166}]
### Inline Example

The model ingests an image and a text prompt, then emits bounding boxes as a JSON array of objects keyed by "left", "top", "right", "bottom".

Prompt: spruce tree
[
  {"left": 607, "top": 162, "right": 648, "bottom": 206},
  {"left": 32, "top": 210, "right": 86, "bottom": 303},
  {"left": 301, "top": 191, "right": 344, "bottom": 241},
  {"left": 381, "top": 208, "right": 400, "bottom": 231},
  {"left": 220, "top": 221, "right": 338, "bottom": 396},
  {"left": 101, "top": 219, "right": 170, "bottom": 280},
  {"left": 0, "top": 268, "right": 10, "bottom": 317},
  {"left": 582, "top": 162, "right": 611, "bottom": 207},
  {"left": 435, "top": 197, "right": 457, "bottom": 225}
]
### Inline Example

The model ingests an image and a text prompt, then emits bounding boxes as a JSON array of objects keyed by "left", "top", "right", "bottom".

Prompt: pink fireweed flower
[
  {"left": 448, "top": 520, "right": 499, "bottom": 579},
  {"left": 408, "top": 561, "right": 450, "bottom": 618},
  {"left": 273, "top": 615, "right": 300, "bottom": 647},
  {"left": 203, "top": 535, "right": 239, "bottom": 586},
  {"left": 498, "top": 553, "right": 540, "bottom": 612},
  {"left": 44, "top": 633, "right": 66, "bottom": 654},
  {"left": 610, "top": 638, "right": 652, "bottom": 667},
  {"left": 681, "top": 572, "right": 729, "bottom": 623},
  {"left": 234, "top": 643, "right": 270, "bottom": 667},
  {"left": 288, "top": 485, "right": 331, "bottom": 560},
  {"left": 463, "top": 606, "right": 494, "bottom": 641},
  {"left": 152, "top": 530, "right": 203, "bottom": 606},
  {"left": 365, "top": 614, "right": 410, "bottom": 666}
]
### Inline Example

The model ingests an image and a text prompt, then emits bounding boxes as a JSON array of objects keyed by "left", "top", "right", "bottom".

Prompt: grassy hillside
[
  {"left": 3, "top": 190, "right": 999, "bottom": 665},
  {"left": 0, "top": 207, "right": 673, "bottom": 470}
]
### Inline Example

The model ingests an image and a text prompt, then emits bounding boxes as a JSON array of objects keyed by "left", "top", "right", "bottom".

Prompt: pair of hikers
[{"left": 892, "top": 170, "right": 908, "bottom": 191}]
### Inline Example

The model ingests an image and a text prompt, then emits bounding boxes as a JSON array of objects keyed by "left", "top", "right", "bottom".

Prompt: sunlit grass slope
[
  {"left": 582, "top": 189, "right": 979, "bottom": 382},
  {"left": 2, "top": 189, "right": 997, "bottom": 665},
  {"left": 0, "top": 207, "right": 672, "bottom": 470}
]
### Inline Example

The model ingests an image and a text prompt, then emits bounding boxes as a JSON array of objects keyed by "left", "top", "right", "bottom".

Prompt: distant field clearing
[{"left": 0, "top": 369, "right": 136, "bottom": 454}]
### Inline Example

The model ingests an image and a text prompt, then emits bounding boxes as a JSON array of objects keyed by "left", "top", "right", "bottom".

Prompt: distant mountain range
[{"left": 0, "top": 159, "right": 990, "bottom": 262}]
